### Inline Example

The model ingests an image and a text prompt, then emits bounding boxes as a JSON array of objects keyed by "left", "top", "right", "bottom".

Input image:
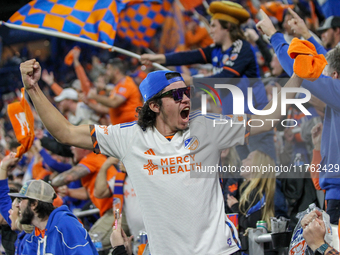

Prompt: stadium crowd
[{"left": 1, "top": 0, "right": 340, "bottom": 254}]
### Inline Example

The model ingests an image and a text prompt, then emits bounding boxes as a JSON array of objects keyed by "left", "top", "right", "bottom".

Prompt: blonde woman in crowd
[{"left": 227, "top": 150, "right": 276, "bottom": 233}]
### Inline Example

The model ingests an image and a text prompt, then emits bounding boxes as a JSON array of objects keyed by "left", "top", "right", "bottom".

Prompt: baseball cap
[
  {"left": 139, "top": 70, "right": 184, "bottom": 101},
  {"left": 9, "top": 180, "right": 56, "bottom": 203},
  {"left": 317, "top": 16, "right": 340, "bottom": 32},
  {"left": 209, "top": 1, "right": 250, "bottom": 25},
  {"left": 54, "top": 88, "right": 78, "bottom": 102}
]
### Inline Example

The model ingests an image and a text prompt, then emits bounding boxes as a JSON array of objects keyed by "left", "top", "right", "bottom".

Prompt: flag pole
[{"left": 0, "top": 21, "right": 169, "bottom": 71}]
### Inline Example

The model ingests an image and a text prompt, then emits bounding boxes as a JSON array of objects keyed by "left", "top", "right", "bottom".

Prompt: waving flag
[
  {"left": 117, "top": 0, "right": 172, "bottom": 47},
  {"left": 7, "top": 0, "right": 162, "bottom": 46},
  {"left": 158, "top": 0, "right": 185, "bottom": 53},
  {"left": 7, "top": 88, "right": 35, "bottom": 158}
]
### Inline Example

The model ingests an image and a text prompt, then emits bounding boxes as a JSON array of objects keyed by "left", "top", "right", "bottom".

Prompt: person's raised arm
[
  {"left": 94, "top": 157, "right": 119, "bottom": 198},
  {"left": 286, "top": 8, "right": 326, "bottom": 56},
  {"left": 256, "top": 10, "right": 295, "bottom": 76},
  {"left": 41, "top": 69, "right": 63, "bottom": 96},
  {"left": 78, "top": 92, "right": 109, "bottom": 115},
  {"left": 88, "top": 88, "right": 125, "bottom": 109},
  {"left": 73, "top": 49, "right": 92, "bottom": 94},
  {"left": 20, "top": 59, "right": 93, "bottom": 150},
  {"left": 0, "top": 153, "right": 19, "bottom": 180},
  {"left": 309, "top": 122, "right": 323, "bottom": 190},
  {"left": 51, "top": 164, "right": 90, "bottom": 187},
  {"left": 140, "top": 54, "right": 166, "bottom": 66},
  {"left": 0, "top": 153, "right": 20, "bottom": 225},
  {"left": 250, "top": 73, "right": 304, "bottom": 136}
]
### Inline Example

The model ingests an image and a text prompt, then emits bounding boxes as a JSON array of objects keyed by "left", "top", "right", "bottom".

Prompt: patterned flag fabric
[
  {"left": 158, "top": 0, "right": 185, "bottom": 53},
  {"left": 8, "top": 0, "right": 128, "bottom": 45},
  {"left": 117, "top": 0, "right": 172, "bottom": 47},
  {"left": 8, "top": 0, "right": 163, "bottom": 46}
]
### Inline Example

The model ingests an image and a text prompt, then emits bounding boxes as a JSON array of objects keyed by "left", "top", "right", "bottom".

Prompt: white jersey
[{"left": 94, "top": 111, "right": 246, "bottom": 255}]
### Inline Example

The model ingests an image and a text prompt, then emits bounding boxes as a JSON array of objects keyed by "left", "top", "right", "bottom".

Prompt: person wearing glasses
[
  {"left": 20, "top": 59, "right": 303, "bottom": 254},
  {"left": 141, "top": 1, "right": 276, "bottom": 166}
]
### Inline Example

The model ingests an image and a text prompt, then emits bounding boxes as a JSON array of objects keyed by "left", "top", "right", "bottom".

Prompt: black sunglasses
[{"left": 159, "top": 87, "right": 191, "bottom": 101}]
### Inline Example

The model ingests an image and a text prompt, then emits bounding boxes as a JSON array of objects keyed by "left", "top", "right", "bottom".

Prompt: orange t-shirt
[
  {"left": 32, "top": 161, "right": 52, "bottom": 180},
  {"left": 79, "top": 152, "right": 116, "bottom": 216},
  {"left": 109, "top": 76, "right": 142, "bottom": 125}
]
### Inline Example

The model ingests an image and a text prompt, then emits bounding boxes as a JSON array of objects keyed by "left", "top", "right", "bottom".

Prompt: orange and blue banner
[
  {"left": 117, "top": 0, "right": 172, "bottom": 47},
  {"left": 8, "top": 0, "right": 162, "bottom": 46},
  {"left": 158, "top": 0, "right": 185, "bottom": 53}
]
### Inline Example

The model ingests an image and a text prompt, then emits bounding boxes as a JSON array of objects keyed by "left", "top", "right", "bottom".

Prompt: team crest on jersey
[
  {"left": 222, "top": 55, "right": 229, "bottom": 64},
  {"left": 184, "top": 136, "right": 199, "bottom": 150},
  {"left": 118, "top": 87, "right": 126, "bottom": 94},
  {"left": 230, "top": 53, "right": 238, "bottom": 61},
  {"left": 212, "top": 56, "right": 218, "bottom": 63}
]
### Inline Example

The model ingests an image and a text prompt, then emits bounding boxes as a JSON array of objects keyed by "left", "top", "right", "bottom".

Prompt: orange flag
[{"left": 7, "top": 88, "right": 35, "bottom": 158}]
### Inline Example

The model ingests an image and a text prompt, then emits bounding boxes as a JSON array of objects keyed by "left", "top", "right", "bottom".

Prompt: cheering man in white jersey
[{"left": 20, "top": 59, "right": 303, "bottom": 255}]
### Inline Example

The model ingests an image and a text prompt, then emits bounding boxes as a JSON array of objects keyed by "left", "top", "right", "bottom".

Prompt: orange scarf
[
  {"left": 113, "top": 172, "right": 126, "bottom": 214},
  {"left": 288, "top": 38, "right": 327, "bottom": 81}
]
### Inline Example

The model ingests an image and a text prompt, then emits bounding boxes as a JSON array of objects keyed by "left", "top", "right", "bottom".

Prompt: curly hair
[{"left": 136, "top": 91, "right": 163, "bottom": 130}]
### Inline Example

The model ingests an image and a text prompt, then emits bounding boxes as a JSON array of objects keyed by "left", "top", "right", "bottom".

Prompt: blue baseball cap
[{"left": 139, "top": 70, "right": 185, "bottom": 101}]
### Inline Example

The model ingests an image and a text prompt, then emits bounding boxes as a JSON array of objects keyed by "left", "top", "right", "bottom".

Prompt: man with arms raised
[{"left": 20, "top": 59, "right": 303, "bottom": 254}]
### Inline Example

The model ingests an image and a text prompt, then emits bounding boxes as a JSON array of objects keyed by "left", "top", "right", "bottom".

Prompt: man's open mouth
[{"left": 181, "top": 107, "right": 190, "bottom": 119}]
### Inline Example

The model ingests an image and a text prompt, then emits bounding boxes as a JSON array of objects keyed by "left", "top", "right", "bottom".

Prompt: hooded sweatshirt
[{"left": 22, "top": 205, "right": 98, "bottom": 255}]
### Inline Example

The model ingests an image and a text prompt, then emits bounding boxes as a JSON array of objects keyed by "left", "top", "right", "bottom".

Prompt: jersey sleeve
[
  {"left": 92, "top": 123, "right": 136, "bottom": 160},
  {"left": 205, "top": 113, "right": 246, "bottom": 150},
  {"left": 78, "top": 153, "right": 103, "bottom": 174},
  {"left": 165, "top": 46, "right": 213, "bottom": 66}
]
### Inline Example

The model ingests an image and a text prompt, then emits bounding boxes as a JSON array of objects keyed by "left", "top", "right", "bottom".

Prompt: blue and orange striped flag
[{"left": 7, "top": 0, "right": 162, "bottom": 46}]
